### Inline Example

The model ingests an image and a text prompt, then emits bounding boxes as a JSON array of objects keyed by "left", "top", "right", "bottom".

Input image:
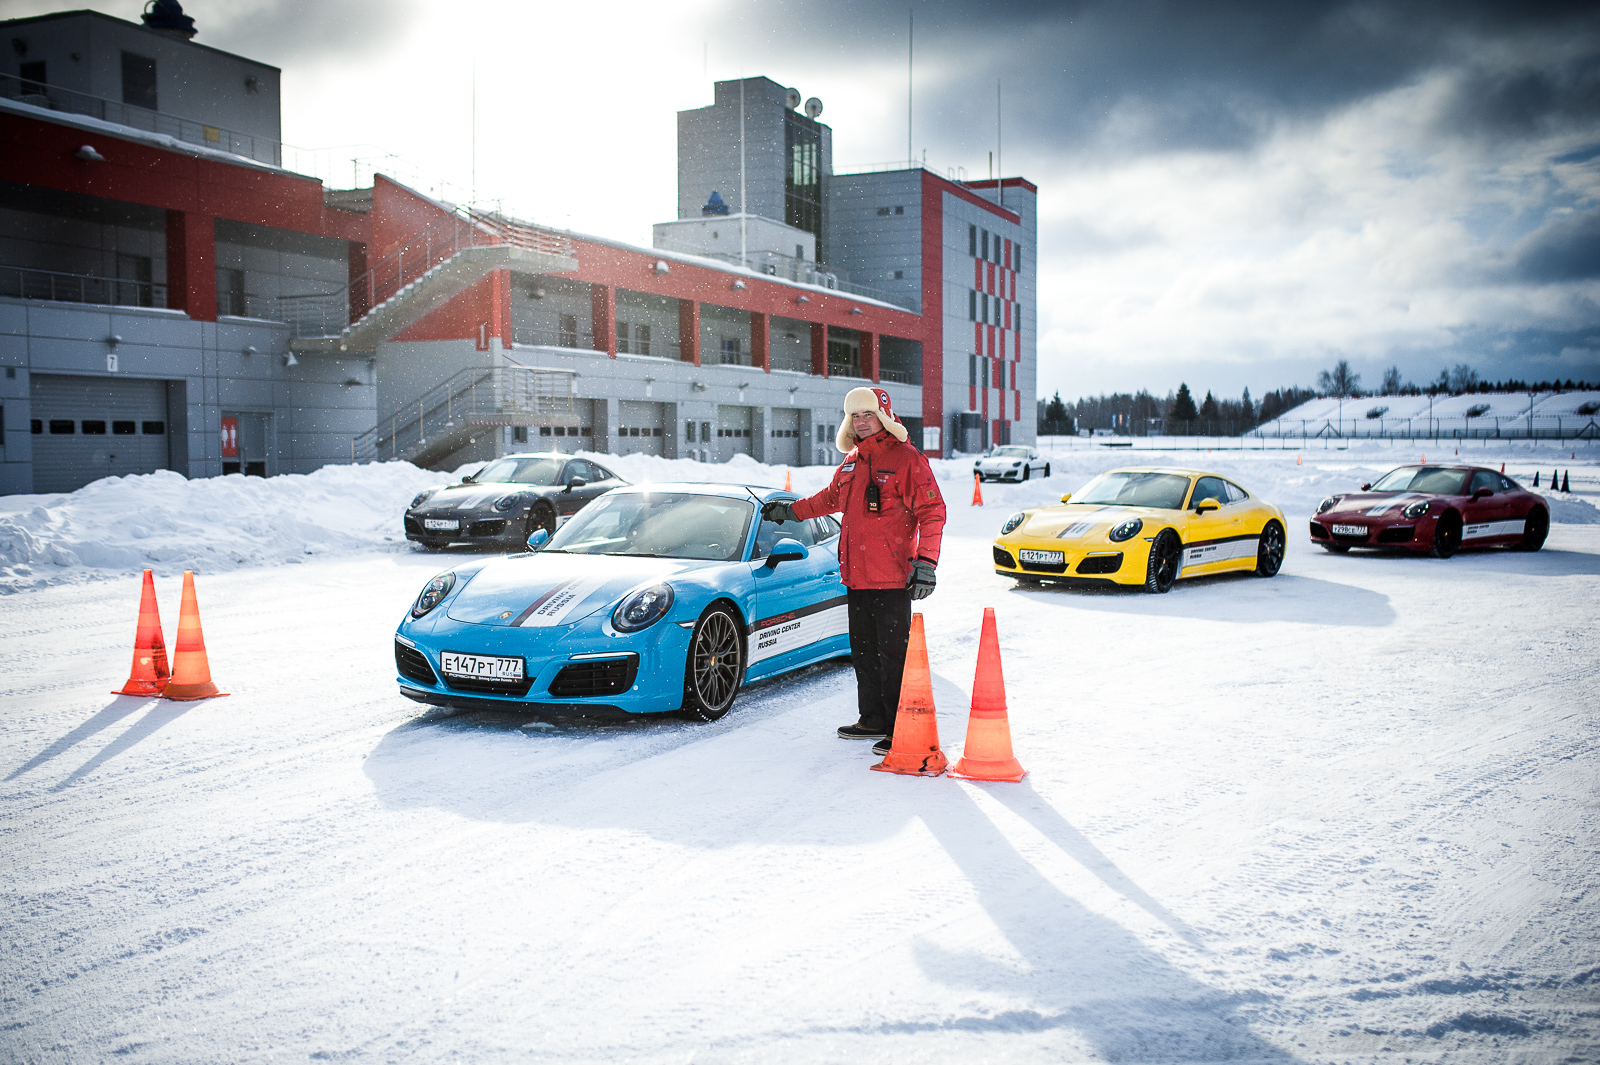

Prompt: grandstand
[{"left": 1251, "top": 392, "right": 1600, "bottom": 440}]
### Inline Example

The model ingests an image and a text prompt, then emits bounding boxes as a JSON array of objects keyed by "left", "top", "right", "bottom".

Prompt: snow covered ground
[{"left": 2, "top": 440, "right": 1598, "bottom": 1063}]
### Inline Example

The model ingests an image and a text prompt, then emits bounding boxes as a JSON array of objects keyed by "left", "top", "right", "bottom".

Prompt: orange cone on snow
[
  {"left": 948, "top": 608, "right": 1027, "bottom": 782},
  {"left": 1500, "top": 462, "right": 1505, "bottom": 473},
  {"left": 972, "top": 472, "right": 984, "bottom": 506},
  {"left": 871, "top": 613, "right": 948, "bottom": 777},
  {"left": 784, "top": 469, "right": 792, "bottom": 491},
  {"left": 113, "top": 569, "right": 169, "bottom": 696},
  {"left": 1296, "top": 454, "right": 1302, "bottom": 465},
  {"left": 162, "top": 571, "right": 228, "bottom": 701}
]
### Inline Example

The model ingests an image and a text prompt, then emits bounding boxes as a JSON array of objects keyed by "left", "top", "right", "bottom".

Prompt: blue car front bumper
[{"left": 395, "top": 607, "right": 697, "bottom": 716}]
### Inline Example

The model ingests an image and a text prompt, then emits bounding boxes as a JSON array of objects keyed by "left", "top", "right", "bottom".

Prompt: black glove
[
  {"left": 908, "top": 559, "right": 937, "bottom": 600},
  {"left": 762, "top": 500, "right": 798, "bottom": 524}
]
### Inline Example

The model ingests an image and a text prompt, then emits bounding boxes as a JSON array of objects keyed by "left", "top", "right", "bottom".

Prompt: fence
[
  {"left": 0, "top": 264, "right": 166, "bottom": 309},
  {"left": 353, "top": 364, "right": 578, "bottom": 463}
]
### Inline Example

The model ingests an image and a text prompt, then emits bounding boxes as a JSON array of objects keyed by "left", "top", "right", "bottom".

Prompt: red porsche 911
[{"left": 1309, "top": 464, "right": 1549, "bottom": 558}]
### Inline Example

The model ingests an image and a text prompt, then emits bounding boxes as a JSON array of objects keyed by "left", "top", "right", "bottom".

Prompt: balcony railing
[
  {"left": 1, "top": 71, "right": 284, "bottom": 167},
  {"left": 0, "top": 264, "right": 167, "bottom": 309}
]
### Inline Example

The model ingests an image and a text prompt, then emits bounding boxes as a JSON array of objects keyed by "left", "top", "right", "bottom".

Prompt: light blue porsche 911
[{"left": 394, "top": 483, "right": 847, "bottom": 720}]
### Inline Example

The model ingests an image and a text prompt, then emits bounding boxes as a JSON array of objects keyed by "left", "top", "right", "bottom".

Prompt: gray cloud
[
  {"left": 191, "top": 0, "right": 418, "bottom": 65},
  {"left": 1513, "top": 208, "right": 1600, "bottom": 282}
]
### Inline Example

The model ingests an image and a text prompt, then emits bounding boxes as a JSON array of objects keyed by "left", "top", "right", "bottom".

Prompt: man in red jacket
[{"left": 762, "top": 387, "right": 946, "bottom": 754}]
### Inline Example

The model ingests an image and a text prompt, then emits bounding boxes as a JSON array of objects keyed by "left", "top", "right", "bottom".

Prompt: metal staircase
[
  {"left": 288, "top": 208, "right": 577, "bottom": 354},
  {"left": 354, "top": 363, "right": 580, "bottom": 467}
]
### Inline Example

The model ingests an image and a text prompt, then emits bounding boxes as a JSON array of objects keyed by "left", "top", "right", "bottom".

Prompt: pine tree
[
  {"left": 1199, "top": 391, "right": 1220, "bottom": 420},
  {"left": 1170, "top": 383, "right": 1198, "bottom": 428},
  {"left": 1240, "top": 387, "right": 1254, "bottom": 425}
]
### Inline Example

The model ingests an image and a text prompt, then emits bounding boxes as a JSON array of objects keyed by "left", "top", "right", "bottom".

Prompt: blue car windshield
[
  {"left": 1369, "top": 466, "right": 1466, "bottom": 494},
  {"left": 543, "top": 492, "right": 754, "bottom": 562},
  {"left": 1070, "top": 471, "right": 1191, "bottom": 510},
  {"left": 471, "top": 457, "right": 565, "bottom": 485}
]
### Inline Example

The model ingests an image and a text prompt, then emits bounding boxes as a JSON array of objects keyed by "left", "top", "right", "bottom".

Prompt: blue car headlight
[
  {"left": 1001, "top": 511, "right": 1027, "bottom": 535},
  {"left": 1109, "top": 517, "right": 1144, "bottom": 542},
  {"left": 493, "top": 493, "right": 524, "bottom": 512},
  {"left": 410, "top": 489, "right": 437, "bottom": 509},
  {"left": 1402, "top": 499, "right": 1430, "bottom": 519},
  {"left": 411, "top": 572, "right": 455, "bottom": 618},
  {"left": 613, "top": 583, "right": 674, "bottom": 633}
]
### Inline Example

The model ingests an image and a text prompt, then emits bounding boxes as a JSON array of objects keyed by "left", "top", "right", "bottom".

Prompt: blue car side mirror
[
  {"left": 526, "top": 528, "right": 551, "bottom": 551},
  {"left": 765, "top": 537, "right": 808, "bottom": 567}
]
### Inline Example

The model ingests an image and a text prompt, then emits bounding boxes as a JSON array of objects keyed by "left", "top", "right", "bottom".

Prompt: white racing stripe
[
  {"left": 749, "top": 601, "right": 848, "bottom": 665},
  {"left": 513, "top": 576, "right": 613, "bottom": 627},
  {"left": 1463, "top": 519, "right": 1525, "bottom": 540}
]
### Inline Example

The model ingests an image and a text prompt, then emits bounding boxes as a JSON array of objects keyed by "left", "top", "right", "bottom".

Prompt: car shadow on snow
[
  {"left": 1314, "top": 545, "right": 1600, "bottom": 577},
  {"left": 1003, "top": 572, "right": 1397, "bottom": 627},
  {"left": 364, "top": 671, "right": 1301, "bottom": 1062}
]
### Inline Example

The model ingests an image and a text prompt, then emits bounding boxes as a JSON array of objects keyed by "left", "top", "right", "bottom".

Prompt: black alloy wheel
[
  {"left": 1022, "top": 466, "right": 1030, "bottom": 481},
  {"left": 1518, "top": 508, "right": 1549, "bottom": 552},
  {"left": 680, "top": 607, "right": 744, "bottom": 722},
  {"left": 1144, "top": 530, "right": 1181, "bottom": 593},
  {"left": 1043, "top": 464, "right": 1051, "bottom": 478},
  {"left": 527, "top": 500, "right": 557, "bottom": 541},
  {"left": 1255, "top": 521, "right": 1286, "bottom": 577},
  {"left": 1432, "top": 512, "right": 1462, "bottom": 559}
]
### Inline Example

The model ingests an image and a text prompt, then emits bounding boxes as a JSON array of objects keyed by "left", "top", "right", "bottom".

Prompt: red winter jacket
[{"left": 792, "top": 430, "right": 947, "bottom": 590}]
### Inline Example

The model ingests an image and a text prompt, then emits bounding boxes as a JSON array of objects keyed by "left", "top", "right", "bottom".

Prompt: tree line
[{"left": 1040, "top": 359, "right": 1598, "bottom": 436}]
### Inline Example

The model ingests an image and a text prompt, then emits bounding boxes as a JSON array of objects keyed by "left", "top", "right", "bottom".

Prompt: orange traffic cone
[
  {"left": 113, "top": 569, "right": 170, "bottom": 696},
  {"left": 972, "top": 472, "right": 984, "bottom": 506},
  {"left": 1296, "top": 454, "right": 1301, "bottom": 465},
  {"left": 871, "top": 613, "right": 948, "bottom": 777},
  {"left": 948, "top": 608, "right": 1027, "bottom": 782},
  {"left": 1500, "top": 462, "right": 1505, "bottom": 473},
  {"left": 162, "top": 571, "right": 228, "bottom": 701},
  {"left": 784, "top": 469, "right": 792, "bottom": 491}
]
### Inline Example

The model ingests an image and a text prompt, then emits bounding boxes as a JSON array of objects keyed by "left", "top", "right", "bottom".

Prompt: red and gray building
[{"left": 1, "top": 7, "right": 1035, "bottom": 495}]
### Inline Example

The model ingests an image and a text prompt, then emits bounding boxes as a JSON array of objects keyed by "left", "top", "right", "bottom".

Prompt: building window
[
  {"left": 216, "top": 268, "right": 245, "bottom": 316},
  {"left": 616, "top": 321, "right": 629, "bottom": 352},
  {"left": 113, "top": 421, "right": 136, "bottom": 435},
  {"left": 49, "top": 420, "right": 74, "bottom": 434},
  {"left": 142, "top": 421, "right": 165, "bottom": 435},
  {"left": 720, "top": 337, "right": 742, "bottom": 365},
  {"left": 893, "top": 270, "right": 903, "bottom": 280},
  {"left": 968, "top": 224, "right": 977, "bottom": 256},
  {"left": 82, "top": 420, "right": 107, "bottom": 435},
  {"left": 20, "top": 61, "right": 46, "bottom": 95},
  {"left": 981, "top": 229, "right": 989, "bottom": 261},
  {"left": 617, "top": 321, "right": 650, "bottom": 355},
  {"left": 121, "top": 51, "right": 158, "bottom": 110},
  {"left": 969, "top": 290, "right": 976, "bottom": 321},
  {"left": 895, "top": 205, "right": 904, "bottom": 215},
  {"left": 1015, "top": 244, "right": 1024, "bottom": 273},
  {"left": 981, "top": 293, "right": 989, "bottom": 324},
  {"left": 1015, "top": 302, "right": 1022, "bottom": 339},
  {"left": 117, "top": 254, "right": 153, "bottom": 308},
  {"left": 968, "top": 353, "right": 977, "bottom": 387},
  {"left": 877, "top": 207, "right": 891, "bottom": 217},
  {"left": 785, "top": 111, "right": 823, "bottom": 250},
  {"left": 558, "top": 313, "right": 578, "bottom": 347}
]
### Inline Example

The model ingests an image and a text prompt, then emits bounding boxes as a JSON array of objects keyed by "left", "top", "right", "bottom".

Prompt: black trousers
[{"left": 846, "top": 588, "right": 913, "bottom": 735}]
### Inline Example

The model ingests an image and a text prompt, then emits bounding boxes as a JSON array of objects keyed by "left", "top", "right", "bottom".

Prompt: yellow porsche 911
[{"left": 992, "top": 468, "right": 1288, "bottom": 592}]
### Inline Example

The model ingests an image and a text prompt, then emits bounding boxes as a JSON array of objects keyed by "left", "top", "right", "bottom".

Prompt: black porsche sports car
[{"left": 404, "top": 453, "right": 628, "bottom": 551}]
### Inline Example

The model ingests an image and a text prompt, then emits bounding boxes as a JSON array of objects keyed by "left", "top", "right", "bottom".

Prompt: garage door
[
  {"left": 767, "top": 407, "right": 801, "bottom": 467},
  {"left": 616, "top": 400, "right": 665, "bottom": 456},
  {"left": 31, "top": 374, "right": 171, "bottom": 493},
  {"left": 718, "top": 405, "right": 753, "bottom": 462}
]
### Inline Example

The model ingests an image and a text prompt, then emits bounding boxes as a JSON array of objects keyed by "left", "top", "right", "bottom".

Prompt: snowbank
[
  {"left": 0, "top": 463, "right": 441, "bottom": 593},
  {"left": 2, "top": 443, "right": 1594, "bottom": 593}
]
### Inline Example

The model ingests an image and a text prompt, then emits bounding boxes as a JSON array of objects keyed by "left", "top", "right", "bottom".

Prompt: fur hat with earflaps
[{"left": 838, "top": 386, "right": 909, "bottom": 453}]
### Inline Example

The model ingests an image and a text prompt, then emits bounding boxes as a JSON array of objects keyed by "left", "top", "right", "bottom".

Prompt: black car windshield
[
  {"left": 543, "top": 492, "right": 754, "bottom": 562},
  {"left": 1070, "top": 471, "right": 1191, "bottom": 510},
  {"left": 471, "top": 457, "right": 566, "bottom": 485},
  {"left": 1369, "top": 466, "right": 1466, "bottom": 494}
]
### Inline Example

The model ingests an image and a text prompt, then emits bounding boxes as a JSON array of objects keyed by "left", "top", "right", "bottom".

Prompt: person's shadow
[{"left": 364, "top": 669, "right": 1300, "bottom": 1061}]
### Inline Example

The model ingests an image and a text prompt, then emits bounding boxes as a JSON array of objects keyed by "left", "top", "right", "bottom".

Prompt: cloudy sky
[{"left": 10, "top": 0, "right": 1597, "bottom": 401}]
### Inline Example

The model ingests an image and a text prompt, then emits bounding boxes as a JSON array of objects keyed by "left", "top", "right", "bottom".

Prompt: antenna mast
[
  {"left": 997, "top": 79, "right": 1003, "bottom": 209},
  {"left": 740, "top": 77, "right": 747, "bottom": 270},
  {"left": 908, "top": 9, "right": 914, "bottom": 167}
]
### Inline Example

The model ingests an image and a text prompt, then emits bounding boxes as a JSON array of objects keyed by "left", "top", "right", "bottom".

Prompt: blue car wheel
[{"left": 681, "top": 606, "right": 744, "bottom": 722}]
